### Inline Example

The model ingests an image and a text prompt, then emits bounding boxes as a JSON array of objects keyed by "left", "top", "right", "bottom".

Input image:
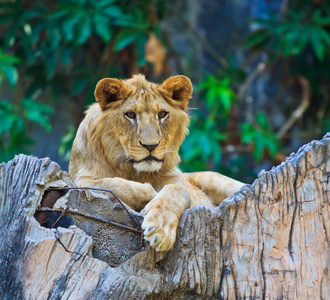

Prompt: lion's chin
[{"left": 133, "top": 160, "right": 163, "bottom": 173}]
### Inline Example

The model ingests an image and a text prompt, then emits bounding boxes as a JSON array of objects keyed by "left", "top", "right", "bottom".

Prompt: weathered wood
[{"left": 0, "top": 134, "right": 329, "bottom": 299}]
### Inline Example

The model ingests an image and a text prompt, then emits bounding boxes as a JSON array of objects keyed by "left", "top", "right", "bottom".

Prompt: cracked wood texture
[{"left": 0, "top": 134, "right": 330, "bottom": 299}]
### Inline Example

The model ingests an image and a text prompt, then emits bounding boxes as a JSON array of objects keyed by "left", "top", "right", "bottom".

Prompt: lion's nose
[{"left": 139, "top": 142, "right": 159, "bottom": 152}]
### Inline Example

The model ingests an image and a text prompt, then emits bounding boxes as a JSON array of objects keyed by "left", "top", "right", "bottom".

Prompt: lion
[{"left": 69, "top": 74, "right": 244, "bottom": 252}]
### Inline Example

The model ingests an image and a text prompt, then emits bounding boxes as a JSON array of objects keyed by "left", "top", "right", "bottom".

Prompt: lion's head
[{"left": 88, "top": 74, "right": 193, "bottom": 175}]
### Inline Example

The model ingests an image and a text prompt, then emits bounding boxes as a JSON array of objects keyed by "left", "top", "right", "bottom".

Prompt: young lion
[{"left": 69, "top": 74, "right": 244, "bottom": 252}]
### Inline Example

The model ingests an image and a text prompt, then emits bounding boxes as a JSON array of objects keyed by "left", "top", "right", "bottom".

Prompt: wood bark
[{"left": 0, "top": 134, "right": 329, "bottom": 299}]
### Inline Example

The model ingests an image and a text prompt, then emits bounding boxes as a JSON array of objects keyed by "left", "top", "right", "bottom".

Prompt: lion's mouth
[{"left": 130, "top": 155, "right": 164, "bottom": 163}]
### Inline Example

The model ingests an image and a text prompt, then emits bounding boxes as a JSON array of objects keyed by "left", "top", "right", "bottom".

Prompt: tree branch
[
  {"left": 36, "top": 207, "right": 143, "bottom": 234},
  {"left": 276, "top": 75, "right": 310, "bottom": 139}
]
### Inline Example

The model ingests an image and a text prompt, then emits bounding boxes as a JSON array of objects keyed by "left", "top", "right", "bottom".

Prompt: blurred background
[{"left": 0, "top": 0, "right": 329, "bottom": 183}]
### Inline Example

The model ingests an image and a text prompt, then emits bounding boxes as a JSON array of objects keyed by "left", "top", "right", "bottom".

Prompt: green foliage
[
  {"left": 244, "top": 2, "right": 330, "bottom": 61},
  {"left": 0, "top": 0, "right": 163, "bottom": 162},
  {"left": 180, "top": 68, "right": 242, "bottom": 172},
  {"left": 241, "top": 113, "right": 281, "bottom": 161},
  {"left": 0, "top": 100, "right": 33, "bottom": 162},
  {"left": 180, "top": 70, "right": 280, "bottom": 174},
  {"left": 243, "top": 0, "right": 330, "bottom": 140},
  {"left": 180, "top": 113, "right": 226, "bottom": 172},
  {"left": 22, "top": 98, "right": 53, "bottom": 132},
  {"left": 58, "top": 125, "right": 76, "bottom": 161},
  {"left": 199, "top": 75, "right": 236, "bottom": 118},
  {"left": 0, "top": 48, "right": 53, "bottom": 161},
  {"left": 0, "top": 97, "right": 53, "bottom": 162},
  {"left": 52, "top": 0, "right": 123, "bottom": 44},
  {"left": 180, "top": 0, "right": 330, "bottom": 177},
  {"left": 0, "top": 51, "right": 20, "bottom": 86}
]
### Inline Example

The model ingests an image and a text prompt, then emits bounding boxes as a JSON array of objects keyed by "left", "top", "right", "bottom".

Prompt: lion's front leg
[
  {"left": 75, "top": 176, "right": 157, "bottom": 211},
  {"left": 182, "top": 171, "right": 245, "bottom": 206},
  {"left": 141, "top": 184, "right": 190, "bottom": 252}
]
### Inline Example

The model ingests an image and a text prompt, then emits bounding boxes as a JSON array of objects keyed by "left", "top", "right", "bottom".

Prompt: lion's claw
[{"left": 141, "top": 209, "right": 177, "bottom": 252}]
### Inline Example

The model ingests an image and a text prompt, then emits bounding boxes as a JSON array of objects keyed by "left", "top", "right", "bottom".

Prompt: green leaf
[
  {"left": 217, "top": 86, "right": 235, "bottom": 114},
  {"left": 206, "top": 88, "right": 217, "bottom": 109},
  {"left": 94, "top": 0, "right": 119, "bottom": 8},
  {"left": 114, "top": 15, "right": 137, "bottom": 29},
  {"left": 58, "top": 125, "right": 76, "bottom": 161},
  {"left": 60, "top": 47, "right": 72, "bottom": 66},
  {"left": 254, "top": 131, "right": 264, "bottom": 161},
  {"left": 264, "top": 136, "right": 278, "bottom": 158},
  {"left": 0, "top": 65, "right": 18, "bottom": 87},
  {"left": 309, "top": 27, "right": 330, "bottom": 61},
  {"left": 50, "top": 9, "right": 70, "bottom": 20},
  {"left": 22, "top": 98, "right": 53, "bottom": 132},
  {"left": 240, "top": 123, "right": 255, "bottom": 143},
  {"left": 49, "top": 29, "right": 60, "bottom": 50},
  {"left": 137, "top": 34, "right": 147, "bottom": 66},
  {"left": 102, "top": 5, "right": 123, "bottom": 18},
  {"left": 0, "top": 106, "right": 18, "bottom": 135},
  {"left": 0, "top": 100, "right": 12, "bottom": 111},
  {"left": 256, "top": 113, "right": 269, "bottom": 129},
  {"left": 114, "top": 29, "right": 140, "bottom": 51},
  {"left": 44, "top": 54, "right": 56, "bottom": 79},
  {"left": 21, "top": 10, "right": 41, "bottom": 21},
  {"left": 63, "top": 13, "right": 82, "bottom": 42},
  {"left": 94, "top": 15, "right": 112, "bottom": 42},
  {"left": 241, "top": 113, "right": 280, "bottom": 161},
  {"left": 318, "top": 28, "right": 330, "bottom": 46},
  {"left": 310, "top": 29, "right": 325, "bottom": 60},
  {"left": 30, "top": 22, "right": 44, "bottom": 44},
  {"left": 313, "top": 9, "right": 330, "bottom": 26},
  {"left": 0, "top": 54, "right": 20, "bottom": 65},
  {"left": 76, "top": 14, "right": 92, "bottom": 45},
  {"left": 243, "top": 29, "right": 271, "bottom": 49}
]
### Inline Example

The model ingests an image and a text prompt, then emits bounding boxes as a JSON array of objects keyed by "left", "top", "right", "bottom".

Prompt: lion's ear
[
  {"left": 160, "top": 75, "right": 193, "bottom": 110},
  {"left": 94, "top": 78, "right": 130, "bottom": 111}
]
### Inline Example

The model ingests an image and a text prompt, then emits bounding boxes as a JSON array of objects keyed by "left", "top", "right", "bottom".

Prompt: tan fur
[{"left": 69, "top": 74, "right": 245, "bottom": 252}]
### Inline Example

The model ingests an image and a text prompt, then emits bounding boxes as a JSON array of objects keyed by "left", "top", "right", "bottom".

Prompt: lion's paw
[{"left": 141, "top": 203, "right": 178, "bottom": 252}]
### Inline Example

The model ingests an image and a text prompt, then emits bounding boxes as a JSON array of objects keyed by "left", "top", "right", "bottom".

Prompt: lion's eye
[
  {"left": 158, "top": 111, "right": 168, "bottom": 119},
  {"left": 125, "top": 112, "right": 136, "bottom": 119}
]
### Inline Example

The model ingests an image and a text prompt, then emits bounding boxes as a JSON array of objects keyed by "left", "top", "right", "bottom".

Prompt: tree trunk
[{"left": 0, "top": 134, "right": 329, "bottom": 299}]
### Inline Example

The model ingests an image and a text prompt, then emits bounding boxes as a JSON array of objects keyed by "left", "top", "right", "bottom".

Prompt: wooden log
[{"left": 0, "top": 134, "right": 329, "bottom": 299}]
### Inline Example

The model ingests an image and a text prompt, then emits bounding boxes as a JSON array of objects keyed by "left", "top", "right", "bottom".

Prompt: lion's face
[{"left": 93, "top": 74, "right": 192, "bottom": 173}]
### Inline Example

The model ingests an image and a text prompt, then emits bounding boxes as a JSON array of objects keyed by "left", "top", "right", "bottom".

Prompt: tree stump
[{"left": 0, "top": 134, "right": 329, "bottom": 299}]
